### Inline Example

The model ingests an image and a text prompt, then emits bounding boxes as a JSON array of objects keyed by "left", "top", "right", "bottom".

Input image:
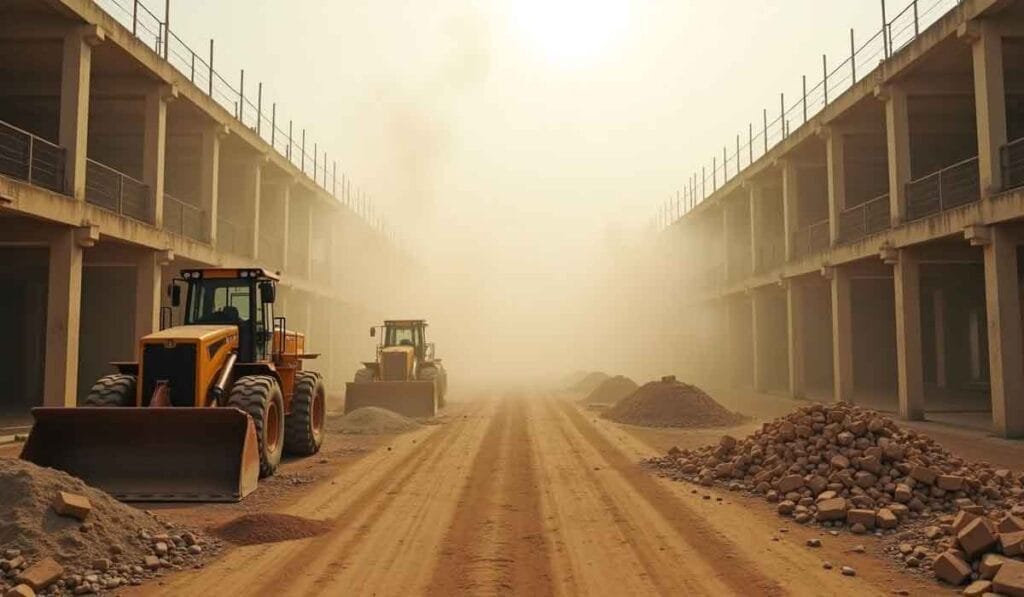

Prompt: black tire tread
[
  {"left": 284, "top": 371, "right": 325, "bottom": 456},
  {"left": 83, "top": 374, "right": 136, "bottom": 407},
  {"left": 227, "top": 375, "right": 283, "bottom": 478}
]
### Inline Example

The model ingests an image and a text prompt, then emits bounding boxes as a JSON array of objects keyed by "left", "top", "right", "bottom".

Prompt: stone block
[
  {"left": 846, "top": 509, "right": 876, "bottom": 529},
  {"left": 993, "top": 559, "right": 1024, "bottom": 597},
  {"left": 815, "top": 497, "right": 847, "bottom": 522},
  {"left": 958, "top": 518, "right": 999, "bottom": 559},
  {"left": 933, "top": 551, "right": 971, "bottom": 585},
  {"left": 15, "top": 558, "right": 63, "bottom": 591},
  {"left": 52, "top": 492, "right": 92, "bottom": 521}
]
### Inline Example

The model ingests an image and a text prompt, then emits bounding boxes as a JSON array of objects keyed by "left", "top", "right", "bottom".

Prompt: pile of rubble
[
  {"left": 571, "top": 371, "right": 611, "bottom": 394},
  {"left": 602, "top": 376, "right": 745, "bottom": 428},
  {"left": 645, "top": 403, "right": 1024, "bottom": 592},
  {"left": 0, "top": 459, "right": 220, "bottom": 596},
  {"left": 581, "top": 375, "right": 637, "bottom": 405},
  {"left": 328, "top": 407, "right": 421, "bottom": 434}
]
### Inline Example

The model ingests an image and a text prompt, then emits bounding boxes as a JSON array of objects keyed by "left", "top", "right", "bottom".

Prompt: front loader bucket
[
  {"left": 344, "top": 380, "right": 438, "bottom": 418},
  {"left": 21, "top": 407, "right": 260, "bottom": 502}
]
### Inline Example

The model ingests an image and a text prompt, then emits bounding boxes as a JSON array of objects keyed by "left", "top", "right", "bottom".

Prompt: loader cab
[
  {"left": 383, "top": 320, "right": 427, "bottom": 360},
  {"left": 177, "top": 268, "right": 278, "bottom": 362}
]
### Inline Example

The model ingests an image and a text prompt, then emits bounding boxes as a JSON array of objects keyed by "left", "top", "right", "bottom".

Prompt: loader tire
[
  {"left": 83, "top": 374, "right": 137, "bottom": 407},
  {"left": 419, "top": 366, "right": 447, "bottom": 408},
  {"left": 285, "top": 371, "right": 326, "bottom": 456},
  {"left": 227, "top": 375, "right": 285, "bottom": 478},
  {"left": 354, "top": 368, "right": 375, "bottom": 383}
]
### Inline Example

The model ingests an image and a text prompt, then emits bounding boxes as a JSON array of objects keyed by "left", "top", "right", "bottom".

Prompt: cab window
[{"left": 186, "top": 280, "right": 252, "bottom": 325}]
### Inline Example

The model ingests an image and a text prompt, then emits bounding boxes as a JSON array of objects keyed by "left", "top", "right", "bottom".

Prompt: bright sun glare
[{"left": 509, "top": 0, "right": 630, "bottom": 67}]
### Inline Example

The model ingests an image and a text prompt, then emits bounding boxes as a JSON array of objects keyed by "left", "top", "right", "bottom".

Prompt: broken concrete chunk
[
  {"left": 15, "top": 558, "right": 63, "bottom": 591},
  {"left": 815, "top": 497, "right": 847, "bottom": 522},
  {"left": 962, "top": 579, "right": 992, "bottom": 597},
  {"left": 52, "top": 491, "right": 92, "bottom": 521},
  {"left": 776, "top": 474, "right": 804, "bottom": 493},
  {"left": 980, "top": 553, "right": 1010, "bottom": 580},
  {"left": 1000, "top": 530, "right": 1024, "bottom": 557},
  {"left": 993, "top": 558, "right": 1024, "bottom": 597},
  {"left": 933, "top": 551, "right": 972, "bottom": 585},
  {"left": 957, "top": 517, "right": 999, "bottom": 559},
  {"left": 876, "top": 508, "right": 898, "bottom": 529},
  {"left": 846, "top": 509, "right": 876, "bottom": 529},
  {"left": 937, "top": 475, "right": 966, "bottom": 491},
  {"left": 4, "top": 585, "right": 35, "bottom": 597},
  {"left": 911, "top": 465, "right": 939, "bottom": 486}
]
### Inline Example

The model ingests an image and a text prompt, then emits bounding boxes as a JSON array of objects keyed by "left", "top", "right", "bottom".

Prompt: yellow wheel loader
[
  {"left": 20, "top": 268, "right": 326, "bottom": 502},
  {"left": 345, "top": 319, "right": 447, "bottom": 418}
]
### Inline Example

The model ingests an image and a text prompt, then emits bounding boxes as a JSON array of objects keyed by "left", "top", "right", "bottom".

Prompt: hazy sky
[{"left": 159, "top": 0, "right": 938, "bottom": 380}]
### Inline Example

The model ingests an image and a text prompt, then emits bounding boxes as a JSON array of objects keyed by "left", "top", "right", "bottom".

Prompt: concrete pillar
[
  {"left": 134, "top": 250, "right": 172, "bottom": 347},
  {"left": 306, "top": 202, "right": 315, "bottom": 280},
  {"left": 748, "top": 183, "right": 762, "bottom": 273},
  {"left": 825, "top": 129, "right": 846, "bottom": 245},
  {"left": 59, "top": 26, "right": 103, "bottom": 200},
  {"left": 199, "top": 124, "right": 225, "bottom": 243},
  {"left": 893, "top": 249, "right": 925, "bottom": 420},
  {"left": 882, "top": 85, "right": 912, "bottom": 225},
  {"left": 281, "top": 183, "right": 291, "bottom": 270},
  {"left": 43, "top": 226, "right": 94, "bottom": 407},
  {"left": 721, "top": 204, "right": 731, "bottom": 283},
  {"left": 983, "top": 226, "right": 1024, "bottom": 437},
  {"left": 933, "top": 289, "right": 947, "bottom": 389},
  {"left": 751, "top": 291, "right": 765, "bottom": 392},
  {"left": 970, "top": 20, "right": 1007, "bottom": 197},
  {"left": 248, "top": 159, "right": 264, "bottom": 259},
  {"left": 781, "top": 161, "right": 799, "bottom": 261},
  {"left": 143, "top": 85, "right": 174, "bottom": 227},
  {"left": 787, "top": 281, "right": 806, "bottom": 398},
  {"left": 830, "top": 267, "right": 854, "bottom": 403}
]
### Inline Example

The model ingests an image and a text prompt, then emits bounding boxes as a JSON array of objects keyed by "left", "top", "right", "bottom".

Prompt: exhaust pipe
[{"left": 207, "top": 352, "right": 238, "bottom": 406}]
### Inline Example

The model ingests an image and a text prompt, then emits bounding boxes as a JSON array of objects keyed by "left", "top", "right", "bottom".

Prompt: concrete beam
[
  {"left": 893, "top": 249, "right": 925, "bottom": 421},
  {"left": 983, "top": 225, "right": 1024, "bottom": 437}
]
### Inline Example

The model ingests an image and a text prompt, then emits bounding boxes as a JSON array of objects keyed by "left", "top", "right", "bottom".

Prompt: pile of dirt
[
  {"left": 571, "top": 371, "right": 610, "bottom": 394},
  {"left": 581, "top": 375, "right": 638, "bottom": 405},
  {"left": 0, "top": 459, "right": 219, "bottom": 596},
  {"left": 602, "top": 378, "right": 745, "bottom": 428},
  {"left": 328, "top": 407, "right": 421, "bottom": 434},
  {"left": 645, "top": 403, "right": 1024, "bottom": 589},
  {"left": 212, "top": 513, "right": 331, "bottom": 546}
]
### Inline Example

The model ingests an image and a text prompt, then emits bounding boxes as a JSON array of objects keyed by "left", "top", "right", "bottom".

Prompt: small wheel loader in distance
[
  {"left": 346, "top": 319, "right": 447, "bottom": 418},
  {"left": 20, "top": 267, "right": 326, "bottom": 502}
]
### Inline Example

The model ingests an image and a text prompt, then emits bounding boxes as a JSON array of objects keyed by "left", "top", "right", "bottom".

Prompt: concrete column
[
  {"left": 983, "top": 226, "right": 1024, "bottom": 437},
  {"left": 786, "top": 281, "right": 806, "bottom": 398},
  {"left": 59, "top": 26, "right": 103, "bottom": 200},
  {"left": 751, "top": 291, "right": 765, "bottom": 392},
  {"left": 933, "top": 289, "right": 947, "bottom": 389},
  {"left": 199, "top": 124, "right": 225, "bottom": 243},
  {"left": 748, "top": 183, "right": 762, "bottom": 273},
  {"left": 882, "top": 85, "right": 912, "bottom": 225},
  {"left": 830, "top": 267, "right": 854, "bottom": 403},
  {"left": 143, "top": 85, "right": 174, "bottom": 227},
  {"left": 43, "top": 226, "right": 94, "bottom": 407},
  {"left": 306, "top": 202, "right": 315, "bottom": 280},
  {"left": 248, "top": 158, "right": 264, "bottom": 259},
  {"left": 134, "top": 250, "right": 172, "bottom": 347},
  {"left": 970, "top": 20, "right": 1007, "bottom": 197},
  {"left": 280, "top": 183, "right": 291, "bottom": 270},
  {"left": 781, "top": 161, "right": 799, "bottom": 261},
  {"left": 893, "top": 249, "right": 925, "bottom": 420},
  {"left": 825, "top": 129, "right": 846, "bottom": 245},
  {"left": 721, "top": 204, "right": 731, "bottom": 283}
]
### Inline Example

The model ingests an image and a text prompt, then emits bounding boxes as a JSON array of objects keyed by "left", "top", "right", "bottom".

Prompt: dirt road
[{"left": 132, "top": 393, "right": 936, "bottom": 596}]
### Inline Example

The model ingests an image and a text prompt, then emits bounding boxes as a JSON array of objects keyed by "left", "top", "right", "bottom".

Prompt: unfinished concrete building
[
  {"left": 0, "top": 0, "right": 409, "bottom": 429},
  {"left": 669, "top": 0, "right": 1024, "bottom": 437}
]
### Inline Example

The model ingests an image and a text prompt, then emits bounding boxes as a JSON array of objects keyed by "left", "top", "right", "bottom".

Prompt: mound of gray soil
[
  {"left": 602, "top": 380, "right": 745, "bottom": 428},
  {"left": 328, "top": 407, "right": 421, "bottom": 434},
  {"left": 582, "top": 375, "right": 638, "bottom": 405}
]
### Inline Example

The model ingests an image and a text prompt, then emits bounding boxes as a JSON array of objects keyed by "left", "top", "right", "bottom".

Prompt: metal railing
[
  {"left": 790, "top": 218, "right": 831, "bottom": 260},
  {"left": 655, "top": 0, "right": 959, "bottom": 229},
  {"left": 838, "top": 193, "right": 890, "bottom": 244},
  {"left": 1002, "top": 137, "right": 1024, "bottom": 191},
  {"left": 91, "top": 0, "right": 399, "bottom": 248},
  {"left": 85, "top": 159, "right": 152, "bottom": 223},
  {"left": 905, "top": 156, "right": 980, "bottom": 221},
  {"left": 216, "top": 217, "right": 249, "bottom": 256},
  {"left": 0, "top": 119, "right": 66, "bottom": 193},
  {"left": 163, "top": 193, "right": 205, "bottom": 241}
]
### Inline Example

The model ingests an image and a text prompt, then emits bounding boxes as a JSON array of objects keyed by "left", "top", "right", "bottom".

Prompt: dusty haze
[{"left": 167, "top": 0, "right": 890, "bottom": 385}]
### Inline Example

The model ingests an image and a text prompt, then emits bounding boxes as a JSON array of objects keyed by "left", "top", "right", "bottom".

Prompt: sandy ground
[{"left": 96, "top": 391, "right": 947, "bottom": 597}]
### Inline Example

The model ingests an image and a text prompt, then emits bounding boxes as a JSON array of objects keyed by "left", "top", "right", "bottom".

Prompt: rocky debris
[
  {"left": 841, "top": 566, "right": 856, "bottom": 576},
  {"left": 572, "top": 371, "right": 610, "bottom": 394},
  {"left": 581, "top": 375, "right": 638, "bottom": 405},
  {"left": 212, "top": 513, "right": 331, "bottom": 546},
  {"left": 602, "top": 379, "right": 745, "bottom": 428},
  {"left": 0, "top": 460, "right": 220, "bottom": 596},
  {"left": 993, "top": 558, "right": 1024, "bottom": 596},
  {"left": 328, "top": 407, "right": 421, "bottom": 434},
  {"left": 644, "top": 403, "right": 1024, "bottom": 587}
]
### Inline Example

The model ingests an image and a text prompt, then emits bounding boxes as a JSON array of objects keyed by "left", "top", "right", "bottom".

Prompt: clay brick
[
  {"left": 954, "top": 510, "right": 979, "bottom": 533},
  {"left": 936, "top": 475, "right": 965, "bottom": 491},
  {"left": 958, "top": 518, "right": 999, "bottom": 559},
  {"left": 932, "top": 551, "right": 972, "bottom": 585},
  {"left": 815, "top": 497, "right": 847, "bottom": 522},
  {"left": 980, "top": 553, "right": 1010, "bottom": 580},
  {"left": 894, "top": 483, "right": 913, "bottom": 502},
  {"left": 1000, "top": 515, "right": 1024, "bottom": 534},
  {"left": 876, "top": 508, "right": 898, "bottom": 529},
  {"left": 962, "top": 579, "right": 992, "bottom": 597},
  {"left": 1001, "top": 530, "right": 1024, "bottom": 557},
  {"left": 846, "top": 509, "right": 876, "bottom": 529},
  {"left": 993, "top": 558, "right": 1024, "bottom": 597},
  {"left": 776, "top": 474, "right": 804, "bottom": 493},
  {"left": 15, "top": 558, "right": 63, "bottom": 591},
  {"left": 52, "top": 491, "right": 91, "bottom": 521},
  {"left": 4, "top": 585, "right": 35, "bottom": 597},
  {"left": 911, "top": 465, "right": 939, "bottom": 485}
]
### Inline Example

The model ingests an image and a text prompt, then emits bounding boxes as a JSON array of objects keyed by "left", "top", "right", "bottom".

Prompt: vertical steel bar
[
  {"left": 748, "top": 123, "right": 753, "bottom": 166},
  {"left": 288, "top": 120, "right": 293, "bottom": 160},
  {"left": 780, "top": 93, "right": 785, "bottom": 138},
  {"left": 301, "top": 129, "right": 306, "bottom": 173},
  {"left": 762, "top": 109, "right": 768, "bottom": 153},
  {"left": 27, "top": 136, "right": 34, "bottom": 185},
  {"left": 702, "top": 166, "right": 706, "bottom": 198},
  {"left": 190, "top": 51, "right": 195, "bottom": 82},
  {"left": 850, "top": 29, "right": 857, "bottom": 83},
  {"left": 736, "top": 134, "right": 740, "bottom": 175},
  {"left": 271, "top": 103, "right": 276, "bottom": 147},
  {"left": 802, "top": 75, "right": 807, "bottom": 122},
  {"left": 208, "top": 40, "right": 214, "bottom": 96},
  {"left": 238, "top": 70, "right": 245, "bottom": 122},
  {"left": 257, "top": 83, "right": 263, "bottom": 136},
  {"left": 163, "top": 0, "right": 170, "bottom": 59},
  {"left": 713, "top": 157, "right": 717, "bottom": 191},
  {"left": 913, "top": 0, "right": 919, "bottom": 36},
  {"left": 723, "top": 146, "right": 727, "bottom": 180},
  {"left": 881, "top": 0, "right": 889, "bottom": 58},
  {"left": 822, "top": 54, "right": 829, "bottom": 105},
  {"left": 132, "top": 0, "right": 138, "bottom": 36},
  {"left": 333, "top": 161, "right": 337, "bottom": 197},
  {"left": 313, "top": 142, "right": 318, "bottom": 180}
]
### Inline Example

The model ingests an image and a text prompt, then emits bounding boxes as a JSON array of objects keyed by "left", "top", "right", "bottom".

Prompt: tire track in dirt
[
  {"left": 552, "top": 397, "right": 787, "bottom": 596},
  {"left": 425, "top": 394, "right": 554, "bottom": 596}
]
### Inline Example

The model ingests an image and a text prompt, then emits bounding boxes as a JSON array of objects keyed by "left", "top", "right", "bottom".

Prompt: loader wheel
[
  {"left": 227, "top": 375, "right": 285, "bottom": 478},
  {"left": 83, "top": 374, "right": 137, "bottom": 407},
  {"left": 354, "top": 368, "right": 375, "bottom": 383},
  {"left": 419, "top": 366, "right": 447, "bottom": 408},
  {"left": 285, "top": 371, "right": 326, "bottom": 456}
]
